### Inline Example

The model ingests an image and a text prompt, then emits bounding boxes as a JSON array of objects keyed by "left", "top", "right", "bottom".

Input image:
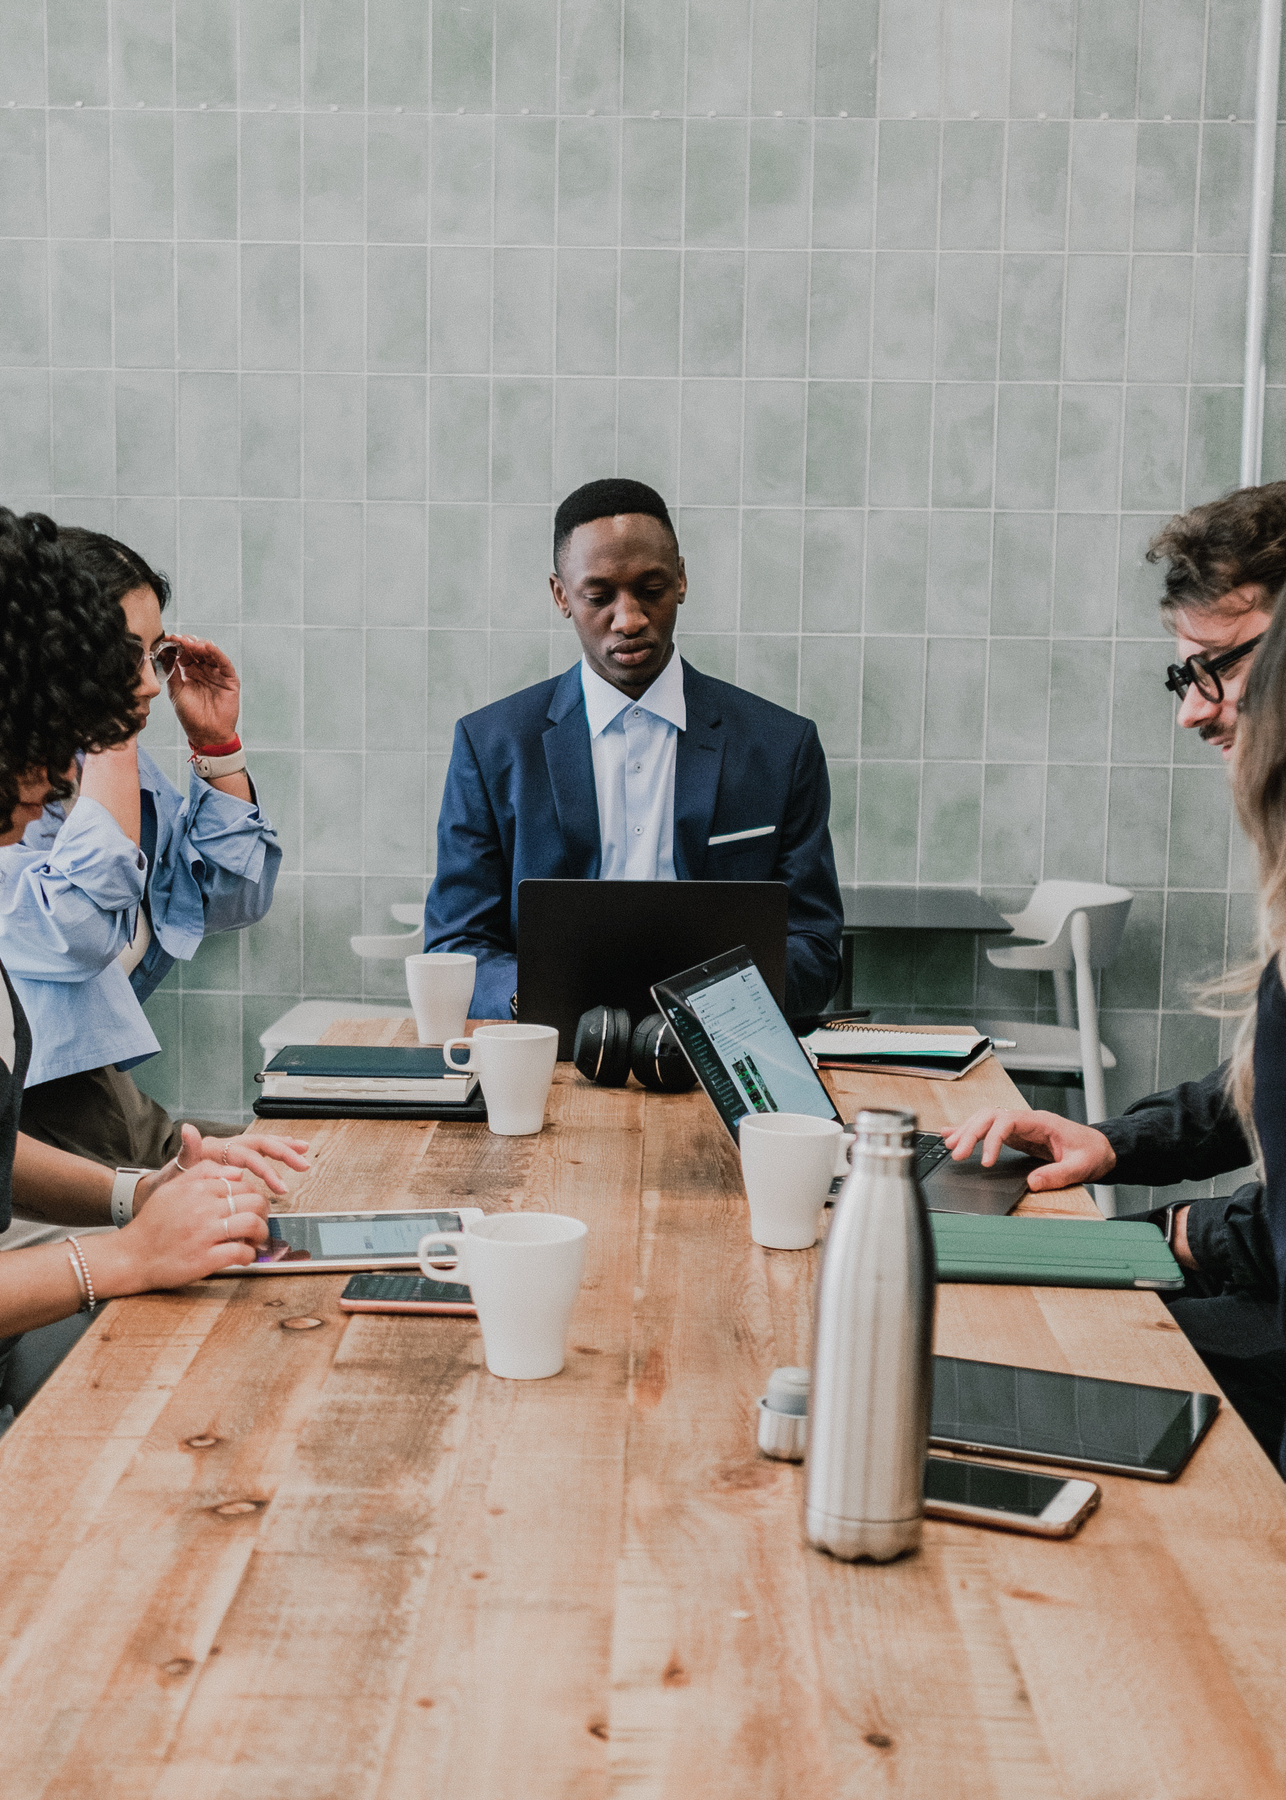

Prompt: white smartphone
[
  {"left": 924, "top": 1454, "right": 1100, "bottom": 1537},
  {"left": 220, "top": 1207, "right": 486, "bottom": 1275}
]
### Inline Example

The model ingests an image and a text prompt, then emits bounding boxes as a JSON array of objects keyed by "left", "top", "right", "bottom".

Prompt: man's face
[
  {"left": 550, "top": 514, "right": 686, "bottom": 697},
  {"left": 1170, "top": 584, "right": 1274, "bottom": 758}
]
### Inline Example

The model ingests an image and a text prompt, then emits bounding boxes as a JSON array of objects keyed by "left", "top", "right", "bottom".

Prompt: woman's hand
[
  {"left": 137, "top": 1124, "right": 310, "bottom": 1206},
  {"left": 164, "top": 635, "right": 241, "bottom": 747},
  {"left": 941, "top": 1108, "right": 1117, "bottom": 1192},
  {"left": 88, "top": 1163, "right": 272, "bottom": 1296}
]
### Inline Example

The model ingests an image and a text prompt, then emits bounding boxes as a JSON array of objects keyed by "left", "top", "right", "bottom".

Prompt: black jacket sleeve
[
  {"left": 1181, "top": 1183, "right": 1278, "bottom": 1302},
  {"left": 1098, "top": 1061, "right": 1253, "bottom": 1187}
]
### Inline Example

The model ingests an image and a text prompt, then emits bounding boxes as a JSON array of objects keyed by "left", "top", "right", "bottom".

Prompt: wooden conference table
[{"left": 2, "top": 1023, "right": 1286, "bottom": 1799}]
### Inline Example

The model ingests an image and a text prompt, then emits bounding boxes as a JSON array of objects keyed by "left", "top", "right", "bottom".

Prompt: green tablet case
[{"left": 930, "top": 1213, "right": 1184, "bottom": 1291}]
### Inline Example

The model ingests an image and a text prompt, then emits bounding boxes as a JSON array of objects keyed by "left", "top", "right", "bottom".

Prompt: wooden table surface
[{"left": 2, "top": 1021, "right": 1285, "bottom": 1800}]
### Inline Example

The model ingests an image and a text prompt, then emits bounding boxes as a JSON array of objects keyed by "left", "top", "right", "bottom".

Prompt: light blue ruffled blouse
[{"left": 0, "top": 748, "right": 280, "bottom": 1087}]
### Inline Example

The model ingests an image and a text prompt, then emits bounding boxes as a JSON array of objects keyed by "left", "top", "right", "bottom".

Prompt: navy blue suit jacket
[{"left": 423, "top": 660, "right": 844, "bottom": 1020}]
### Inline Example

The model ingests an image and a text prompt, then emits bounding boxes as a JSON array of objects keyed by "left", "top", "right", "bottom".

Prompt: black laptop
[
  {"left": 650, "top": 945, "right": 1036, "bottom": 1217},
  {"left": 517, "top": 879, "right": 788, "bottom": 1058}
]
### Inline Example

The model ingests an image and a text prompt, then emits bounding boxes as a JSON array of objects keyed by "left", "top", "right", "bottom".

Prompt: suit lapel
[
  {"left": 543, "top": 665, "right": 601, "bottom": 877},
  {"left": 673, "top": 662, "right": 724, "bottom": 881}
]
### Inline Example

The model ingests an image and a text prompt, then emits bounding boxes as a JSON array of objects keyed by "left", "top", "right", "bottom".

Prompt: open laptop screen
[{"left": 651, "top": 946, "right": 842, "bottom": 1140}]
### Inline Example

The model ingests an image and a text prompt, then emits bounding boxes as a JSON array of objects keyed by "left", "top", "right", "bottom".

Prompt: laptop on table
[
  {"left": 650, "top": 945, "right": 1036, "bottom": 1217},
  {"left": 517, "top": 879, "right": 788, "bottom": 1058}
]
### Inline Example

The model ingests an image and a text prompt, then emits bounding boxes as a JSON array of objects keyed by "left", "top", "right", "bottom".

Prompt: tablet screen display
[
  {"left": 258, "top": 1210, "right": 464, "bottom": 1267},
  {"left": 652, "top": 947, "right": 841, "bottom": 1140},
  {"left": 930, "top": 1355, "right": 1219, "bottom": 1481}
]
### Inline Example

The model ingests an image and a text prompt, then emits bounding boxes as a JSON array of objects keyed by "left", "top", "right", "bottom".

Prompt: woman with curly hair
[
  {"left": 0, "top": 524, "right": 281, "bottom": 1170},
  {"left": 0, "top": 508, "right": 307, "bottom": 1424}
]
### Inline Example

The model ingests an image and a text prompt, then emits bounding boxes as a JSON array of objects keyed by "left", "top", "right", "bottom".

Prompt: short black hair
[
  {"left": 0, "top": 510, "right": 141, "bottom": 836},
  {"left": 57, "top": 526, "right": 171, "bottom": 612},
  {"left": 553, "top": 478, "right": 678, "bottom": 575}
]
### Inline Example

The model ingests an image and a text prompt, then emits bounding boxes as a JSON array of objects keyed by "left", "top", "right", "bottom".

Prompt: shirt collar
[{"left": 580, "top": 651, "right": 686, "bottom": 740}]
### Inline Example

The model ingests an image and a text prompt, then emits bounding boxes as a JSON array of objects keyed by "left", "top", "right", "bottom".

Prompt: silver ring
[
  {"left": 219, "top": 1178, "right": 234, "bottom": 1214},
  {"left": 223, "top": 1217, "right": 230, "bottom": 1239},
  {"left": 174, "top": 1146, "right": 193, "bottom": 1172}
]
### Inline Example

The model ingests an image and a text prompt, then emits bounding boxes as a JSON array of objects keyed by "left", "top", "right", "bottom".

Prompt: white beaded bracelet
[
  {"left": 111, "top": 1167, "right": 149, "bottom": 1229},
  {"left": 66, "top": 1234, "right": 97, "bottom": 1314}
]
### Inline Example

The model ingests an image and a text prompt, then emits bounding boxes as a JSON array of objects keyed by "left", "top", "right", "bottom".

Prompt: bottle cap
[
  {"left": 854, "top": 1108, "right": 916, "bottom": 1150},
  {"left": 764, "top": 1366, "right": 810, "bottom": 1415}
]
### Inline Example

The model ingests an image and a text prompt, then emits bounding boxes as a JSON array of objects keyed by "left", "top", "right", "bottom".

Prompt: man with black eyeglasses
[{"left": 947, "top": 481, "right": 1286, "bottom": 1468}]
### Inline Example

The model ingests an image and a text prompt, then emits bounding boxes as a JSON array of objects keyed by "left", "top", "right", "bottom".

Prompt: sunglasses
[
  {"left": 1163, "top": 633, "right": 1264, "bottom": 704},
  {"left": 139, "top": 639, "right": 183, "bottom": 680}
]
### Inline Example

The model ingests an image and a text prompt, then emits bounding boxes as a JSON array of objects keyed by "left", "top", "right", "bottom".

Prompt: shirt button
[
  {"left": 634, "top": 762, "right": 642, "bottom": 771},
  {"left": 632, "top": 709, "right": 641, "bottom": 717},
  {"left": 634, "top": 826, "right": 642, "bottom": 835}
]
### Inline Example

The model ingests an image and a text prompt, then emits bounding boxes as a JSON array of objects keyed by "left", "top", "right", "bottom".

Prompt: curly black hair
[{"left": 0, "top": 509, "right": 142, "bottom": 837}]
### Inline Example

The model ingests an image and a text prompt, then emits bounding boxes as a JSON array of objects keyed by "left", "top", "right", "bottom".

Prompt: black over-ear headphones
[
  {"left": 573, "top": 1004, "right": 633, "bottom": 1087},
  {"left": 573, "top": 1005, "right": 698, "bottom": 1093}
]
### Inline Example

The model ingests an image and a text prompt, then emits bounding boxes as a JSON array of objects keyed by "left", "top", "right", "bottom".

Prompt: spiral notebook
[{"left": 801, "top": 1024, "right": 992, "bottom": 1080}]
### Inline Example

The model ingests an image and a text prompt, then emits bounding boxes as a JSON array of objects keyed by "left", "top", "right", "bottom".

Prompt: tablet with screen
[
  {"left": 930, "top": 1355, "right": 1220, "bottom": 1481},
  {"left": 216, "top": 1207, "right": 486, "bottom": 1275},
  {"left": 651, "top": 945, "right": 845, "bottom": 1140}
]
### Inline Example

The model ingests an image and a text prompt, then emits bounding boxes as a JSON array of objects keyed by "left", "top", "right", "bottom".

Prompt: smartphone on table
[
  {"left": 924, "top": 1455, "right": 1100, "bottom": 1537},
  {"left": 340, "top": 1272, "right": 475, "bottom": 1315}
]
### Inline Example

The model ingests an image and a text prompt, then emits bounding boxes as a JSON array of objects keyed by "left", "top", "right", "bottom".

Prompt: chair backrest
[{"left": 989, "top": 881, "right": 1133, "bottom": 973}]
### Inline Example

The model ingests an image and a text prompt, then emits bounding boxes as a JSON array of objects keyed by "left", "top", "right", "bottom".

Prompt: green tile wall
[{"left": 0, "top": 0, "right": 1274, "bottom": 1204}]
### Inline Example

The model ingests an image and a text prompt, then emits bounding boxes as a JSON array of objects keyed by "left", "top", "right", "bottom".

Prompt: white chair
[
  {"left": 981, "top": 881, "right": 1133, "bottom": 1215},
  {"left": 258, "top": 905, "right": 427, "bottom": 1056},
  {"left": 258, "top": 1000, "right": 414, "bottom": 1057},
  {"left": 350, "top": 902, "right": 425, "bottom": 960}
]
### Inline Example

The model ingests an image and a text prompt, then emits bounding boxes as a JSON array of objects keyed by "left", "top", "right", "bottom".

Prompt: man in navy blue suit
[{"left": 423, "top": 478, "right": 844, "bottom": 1020}]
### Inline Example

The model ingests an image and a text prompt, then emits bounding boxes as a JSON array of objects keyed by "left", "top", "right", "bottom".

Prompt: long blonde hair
[{"left": 1208, "top": 598, "right": 1286, "bottom": 1137}]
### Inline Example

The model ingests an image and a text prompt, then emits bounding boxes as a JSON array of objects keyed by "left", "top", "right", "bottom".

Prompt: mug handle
[
  {"left": 418, "top": 1229, "right": 467, "bottom": 1277},
  {"left": 442, "top": 1037, "right": 477, "bottom": 1072},
  {"left": 834, "top": 1130, "right": 856, "bottom": 1178}
]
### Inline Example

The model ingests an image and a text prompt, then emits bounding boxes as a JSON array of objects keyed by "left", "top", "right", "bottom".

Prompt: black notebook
[{"left": 256, "top": 1044, "right": 479, "bottom": 1107}]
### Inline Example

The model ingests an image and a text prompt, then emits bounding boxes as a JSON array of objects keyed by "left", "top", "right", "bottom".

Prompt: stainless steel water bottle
[{"left": 805, "top": 1108, "right": 937, "bottom": 1562}]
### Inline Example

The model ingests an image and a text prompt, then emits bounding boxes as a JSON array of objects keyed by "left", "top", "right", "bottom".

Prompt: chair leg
[
  {"left": 1070, "top": 913, "right": 1109, "bottom": 1124},
  {"left": 1071, "top": 914, "right": 1116, "bottom": 1215},
  {"left": 1052, "top": 969, "right": 1075, "bottom": 1030}
]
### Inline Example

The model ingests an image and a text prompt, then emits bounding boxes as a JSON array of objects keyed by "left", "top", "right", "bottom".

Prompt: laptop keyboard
[
  {"left": 828, "top": 1130, "right": 951, "bottom": 1197},
  {"left": 913, "top": 1131, "right": 952, "bottom": 1180}
]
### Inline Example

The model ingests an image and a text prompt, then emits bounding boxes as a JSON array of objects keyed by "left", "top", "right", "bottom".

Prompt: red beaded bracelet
[{"left": 188, "top": 735, "right": 242, "bottom": 759}]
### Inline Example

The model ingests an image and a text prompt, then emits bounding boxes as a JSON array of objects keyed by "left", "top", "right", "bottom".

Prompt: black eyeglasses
[{"left": 1164, "top": 633, "right": 1265, "bottom": 704}]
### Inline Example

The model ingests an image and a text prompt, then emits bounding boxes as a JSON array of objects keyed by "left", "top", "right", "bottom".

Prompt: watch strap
[
  {"left": 111, "top": 1167, "right": 149, "bottom": 1228},
  {"left": 191, "top": 746, "right": 247, "bottom": 779}
]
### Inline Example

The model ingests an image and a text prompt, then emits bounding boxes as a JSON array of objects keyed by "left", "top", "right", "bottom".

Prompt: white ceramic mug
[
  {"left": 442, "top": 1023, "right": 558, "bottom": 1135},
  {"left": 738, "top": 1113, "right": 856, "bottom": 1250},
  {"left": 418, "top": 1213, "right": 589, "bottom": 1379},
  {"left": 405, "top": 952, "right": 476, "bottom": 1045}
]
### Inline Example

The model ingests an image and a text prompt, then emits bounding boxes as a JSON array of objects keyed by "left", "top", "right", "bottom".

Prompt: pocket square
[{"left": 708, "top": 824, "right": 776, "bottom": 846}]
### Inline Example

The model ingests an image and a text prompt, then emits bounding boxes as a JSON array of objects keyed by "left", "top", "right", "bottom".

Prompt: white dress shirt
[{"left": 581, "top": 652, "right": 687, "bottom": 881}]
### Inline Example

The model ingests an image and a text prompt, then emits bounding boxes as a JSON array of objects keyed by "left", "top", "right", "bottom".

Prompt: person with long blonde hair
[
  {"left": 1217, "top": 595, "right": 1286, "bottom": 1311},
  {"left": 939, "top": 513, "right": 1286, "bottom": 1471}
]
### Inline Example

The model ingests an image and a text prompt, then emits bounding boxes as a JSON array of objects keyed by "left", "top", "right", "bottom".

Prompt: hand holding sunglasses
[{"left": 154, "top": 634, "right": 243, "bottom": 749}]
